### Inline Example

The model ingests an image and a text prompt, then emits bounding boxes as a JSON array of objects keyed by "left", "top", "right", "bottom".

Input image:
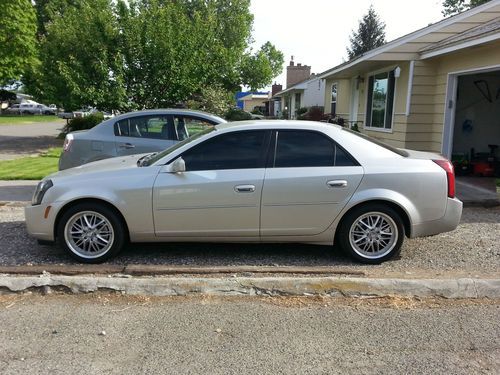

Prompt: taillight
[
  {"left": 63, "top": 134, "right": 73, "bottom": 152},
  {"left": 433, "top": 159, "right": 455, "bottom": 198}
]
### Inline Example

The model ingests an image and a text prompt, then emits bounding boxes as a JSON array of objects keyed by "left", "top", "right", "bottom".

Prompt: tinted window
[
  {"left": 274, "top": 130, "right": 356, "bottom": 167},
  {"left": 182, "top": 130, "right": 267, "bottom": 171},
  {"left": 115, "top": 116, "right": 177, "bottom": 140},
  {"left": 274, "top": 131, "right": 334, "bottom": 167}
]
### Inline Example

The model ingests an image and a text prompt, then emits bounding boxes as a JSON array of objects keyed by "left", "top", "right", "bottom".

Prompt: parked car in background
[
  {"left": 4, "top": 104, "right": 20, "bottom": 114},
  {"left": 19, "top": 103, "right": 55, "bottom": 115},
  {"left": 26, "top": 120, "right": 462, "bottom": 264},
  {"left": 58, "top": 107, "right": 92, "bottom": 119},
  {"left": 58, "top": 109, "right": 226, "bottom": 170}
]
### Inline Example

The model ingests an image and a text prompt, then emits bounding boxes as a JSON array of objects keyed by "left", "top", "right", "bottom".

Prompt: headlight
[{"left": 32, "top": 180, "right": 53, "bottom": 206}]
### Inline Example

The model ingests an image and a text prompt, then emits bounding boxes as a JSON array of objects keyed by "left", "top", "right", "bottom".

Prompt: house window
[
  {"left": 331, "top": 83, "right": 337, "bottom": 116},
  {"left": 366, "top": 70, "right": 395, "bottom": 130}
]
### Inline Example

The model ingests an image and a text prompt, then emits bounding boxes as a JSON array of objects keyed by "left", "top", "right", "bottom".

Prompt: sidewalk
[{"left": 0, "top": 180, "right": 38, "bottom": 202}]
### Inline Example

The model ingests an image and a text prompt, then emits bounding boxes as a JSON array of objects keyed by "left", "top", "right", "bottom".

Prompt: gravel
[{"left": 0, "top": 205, "right": 499, "bottom": 273}]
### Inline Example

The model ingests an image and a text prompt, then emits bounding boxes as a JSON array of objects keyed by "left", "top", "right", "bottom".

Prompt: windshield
[
  {"left": 143, "top": 127, "right": 216, "bottom": 166},
  {"left": 341, "top": 127, "right": 409, "bottom": 157}
]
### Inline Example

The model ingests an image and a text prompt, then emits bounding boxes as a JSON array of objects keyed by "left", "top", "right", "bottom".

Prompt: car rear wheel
[
  {"left": 338, "top": 203, "right": 404, "bottom": 264},
  {"left": 57, "top": 203, "right": 125, "bottom": 263}
]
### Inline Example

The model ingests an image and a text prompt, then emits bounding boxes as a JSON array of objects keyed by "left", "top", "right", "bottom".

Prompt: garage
[{"left": 451, "top": 69, "right": 500, "bottom": 179}]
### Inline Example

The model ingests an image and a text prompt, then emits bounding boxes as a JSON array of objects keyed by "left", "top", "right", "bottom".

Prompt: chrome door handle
[
  {"left": 234, "top": 185, "right": 255, "bottom": 193},
  {"left": 327, "top": 180, "right": 348, "bottom": 188},
  {"left": 119, "top": 143, "right": 135, "bottom": 149}
]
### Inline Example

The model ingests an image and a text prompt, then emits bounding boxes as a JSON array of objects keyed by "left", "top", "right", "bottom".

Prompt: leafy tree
[
  {"left": 240, "top": 42, "right": 284, "bottom": 90},
  {"left": 0, "top": 0, "right": 38, "bottom": 85},
  {"left": 25, "top": 0, "right": 126, "bottom": 111},
  {"left": 26, "top": 0, "right": 283, "bottom": 110},
  {"left": 346, "top": 5, "right": 386, "bottom": 60},
  {"left": 442, "top": 0, "right": 490, "bottom": 16}
]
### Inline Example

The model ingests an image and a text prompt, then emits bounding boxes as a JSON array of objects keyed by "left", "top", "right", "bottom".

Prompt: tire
[
  {"left": 57, "top": 203, "right": 125, "bottom": 263},
  {"left": 337, "top": 203, "right": 404, "bottom": 264}
]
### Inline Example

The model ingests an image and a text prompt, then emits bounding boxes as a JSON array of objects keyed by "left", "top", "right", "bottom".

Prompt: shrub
[
  {"left": 225, "top": 107, "right": 252, "bottom": 121},
  {"left": 296, "top": 107, "right": 308, "bottom": 116},
  {"left": 187, "top": 86, "right": 233, "bottom": 117},
  {"left": 61, "top": 112, "right": 104, "bottom": 134},
  {"left": 297, "top": 106, "right": 324, "bottom": 121}
]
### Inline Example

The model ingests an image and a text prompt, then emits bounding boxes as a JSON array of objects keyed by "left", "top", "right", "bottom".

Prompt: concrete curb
[{"left": 1, "top": 274, "right": 499, "bottom": 299}]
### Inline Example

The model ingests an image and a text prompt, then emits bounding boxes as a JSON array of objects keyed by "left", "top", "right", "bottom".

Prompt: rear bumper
[{"left": 410, "top": 197, "right": 463, "bottom": 238}]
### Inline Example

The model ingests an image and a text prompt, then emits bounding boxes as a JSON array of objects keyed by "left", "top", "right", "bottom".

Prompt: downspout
[{"left": 405, "top": 60, "right": 415, "bottom": 116}]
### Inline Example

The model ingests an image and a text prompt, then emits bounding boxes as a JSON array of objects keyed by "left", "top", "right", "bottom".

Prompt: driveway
[
  {"left": 0, "top": 121, "right": 64, "bottom": 160},
  {"left": 0, "top": 204, "right": 498, "bottom": 274}
]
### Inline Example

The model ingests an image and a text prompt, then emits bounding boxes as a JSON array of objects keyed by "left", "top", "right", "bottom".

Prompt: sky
[{"left": 250, "top": 0, "right": 444, "bottom": 88}]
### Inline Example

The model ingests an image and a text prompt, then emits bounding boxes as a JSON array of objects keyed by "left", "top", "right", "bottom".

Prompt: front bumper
[
  {"left": 410, "top": 197, "right": 463, "bottom": 238},
  {"left": 25, "top": 202, "right": 64, "bottom": 241}
]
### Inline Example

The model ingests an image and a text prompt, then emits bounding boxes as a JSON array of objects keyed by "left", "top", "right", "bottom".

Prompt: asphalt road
[
  {"left": 0, "top": 121, "right": 64, "bottom": 160},
  {"left": 0, "top": 295, "right": 498, "bottom": 374},
  {"left": 0, "top": 205, "right": 498, "bottom": 274}
]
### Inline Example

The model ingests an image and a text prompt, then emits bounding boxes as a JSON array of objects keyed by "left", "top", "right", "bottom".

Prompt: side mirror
[{"left": 166, "top": 157, "right": 186, "bottom": 173}]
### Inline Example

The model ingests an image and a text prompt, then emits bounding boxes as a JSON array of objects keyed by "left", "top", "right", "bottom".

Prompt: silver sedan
[
  {"left": 26, "top": 121, "right": 462, "bottom": 264},
  {"left": 59, "top": 109, "right": 226, "bottom": 170}
]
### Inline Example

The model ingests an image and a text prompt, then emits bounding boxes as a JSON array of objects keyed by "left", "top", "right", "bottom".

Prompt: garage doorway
[{"left": 443, "top": 67, "right": 500, "bottom": 177}]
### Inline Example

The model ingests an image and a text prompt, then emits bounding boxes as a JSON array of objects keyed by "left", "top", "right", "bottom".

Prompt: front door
[
  {"left": 153, "top": 130, "right": 270, "bottom": 237},
  {"left": 260, "top": 130, "right": 363, "bottom": 236}
]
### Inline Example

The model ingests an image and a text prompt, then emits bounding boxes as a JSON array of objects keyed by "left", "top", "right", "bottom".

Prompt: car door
[
  {"left": 114, "top": 115, "right": 178, "bottom": 156},
  {"left": 260, "top": 129, "right": 364, "bottom": 237},
  {"left": 153, "top": 130, "right": 270, "bottom": 237}
]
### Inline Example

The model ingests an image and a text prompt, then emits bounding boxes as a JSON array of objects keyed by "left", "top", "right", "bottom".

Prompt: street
[{"left": 0, "top": 294, "right": 498, "bottom": 374}]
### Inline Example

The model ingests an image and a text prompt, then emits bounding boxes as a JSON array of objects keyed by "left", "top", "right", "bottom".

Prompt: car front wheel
[
  {"left": 57, "top": 203, "right": 125, "bottom": 263},
  {"left": 338, "top": 203, "right": 404, "bottom": 264}
]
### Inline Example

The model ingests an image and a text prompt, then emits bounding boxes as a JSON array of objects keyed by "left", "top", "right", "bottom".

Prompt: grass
[
  {"left": 0, "top": 115, "right": 62, "bottom": 125},
  {"left": 0, "top": 148, "right": 62, "bottom": 180}
]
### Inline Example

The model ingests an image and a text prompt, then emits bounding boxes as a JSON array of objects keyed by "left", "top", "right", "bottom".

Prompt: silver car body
[
  {"left": 26, "top": 121, "right": 462, "bottom": 250},
  {"left": 58, "top": 109, "right": 226, "bottom": 170}
]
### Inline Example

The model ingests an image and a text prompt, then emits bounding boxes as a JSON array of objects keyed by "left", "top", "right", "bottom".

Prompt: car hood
[{"left": 49, "top": 153, "right": 149, "bottom": 179}]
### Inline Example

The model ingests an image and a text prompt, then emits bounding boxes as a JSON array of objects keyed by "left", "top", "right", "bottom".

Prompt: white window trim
[
  {"left": 364, "top": 66, "right": 398, "bottom": 133},
  {"left": 331, "top": 82, "right": 338, "bottom": 115}
]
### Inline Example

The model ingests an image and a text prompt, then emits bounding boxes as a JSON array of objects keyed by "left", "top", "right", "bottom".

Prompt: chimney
[
  {"left": 272, "top": 83, "right": 283, "bottom": 96},
  {"left": 286, "top": 58, "right": 311, "bottom": 88}
]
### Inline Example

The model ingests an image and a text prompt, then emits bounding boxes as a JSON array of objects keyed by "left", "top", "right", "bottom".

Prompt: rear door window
[
  {"left": 114, "top": 116, "right": 178, "bottom": 140},
  {"left": 273, "top": 130, "right": 357, "bottom": 167}
]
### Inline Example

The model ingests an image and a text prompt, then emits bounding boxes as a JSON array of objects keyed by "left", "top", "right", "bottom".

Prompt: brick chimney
[
  {"left": 286, "top": 56, "right": 311, "bottom": 88},
  {"left": 271, "top": 82, "right": 283, "bottom": 96}
]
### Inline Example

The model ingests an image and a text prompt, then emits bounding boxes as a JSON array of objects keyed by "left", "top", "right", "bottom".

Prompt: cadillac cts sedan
[
  {"left": 26, "top": 121, "right": 462, "bottom": 264},
  {"left": 59, "top": 109, "right": 226, "bottom": 170}
]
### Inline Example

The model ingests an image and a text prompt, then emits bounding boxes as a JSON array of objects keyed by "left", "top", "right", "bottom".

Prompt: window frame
[
  {"left": 266, "top": 129, "right": 359, "bottom": 168},
  {"left": 331, "top": 82, "right": 338, "bottom": 116},
  {"left": 364, "top": 69, "right": 396, "bottom": 133}
]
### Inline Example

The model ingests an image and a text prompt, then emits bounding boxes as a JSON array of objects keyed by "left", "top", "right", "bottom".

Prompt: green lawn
[
  {"left": 0, "top": 148, "right": 61, "bottom": 180},
  {"left": 0, "top": 115, "right": 62, "bottom": 125}
]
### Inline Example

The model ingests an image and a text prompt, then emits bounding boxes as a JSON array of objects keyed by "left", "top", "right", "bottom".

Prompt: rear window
[{"left": 341, "top": 127, "right": 409, "bottom": 157}]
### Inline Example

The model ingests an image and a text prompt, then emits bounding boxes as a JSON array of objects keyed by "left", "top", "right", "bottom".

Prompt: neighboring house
[
  {"left": 239, "top": 93, "right": 269, "bottom": 113},
  {"left": 274, "top": 75, "right": 326, "bottom": 119},
  {"left": 319, "top": 0, "right": 500, "bottom": 160},
  {"left": 273, "top": 59, "right": 326, "bottom": 119},
  {"left": 235, "top": 91, "right": 269, "bottom": 110}
]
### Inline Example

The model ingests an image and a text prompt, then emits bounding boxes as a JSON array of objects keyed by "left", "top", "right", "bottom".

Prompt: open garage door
[{"left": 444, "top": 68, "right": 500, "bottom": 178}]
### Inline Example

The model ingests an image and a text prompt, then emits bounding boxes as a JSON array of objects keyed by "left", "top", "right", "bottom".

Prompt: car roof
[
  {"left": 112, "top": 109, "right": 227, "bottom": 123},
  {"left": 215, "top": 120, "right": 342, "bottom": 132}
]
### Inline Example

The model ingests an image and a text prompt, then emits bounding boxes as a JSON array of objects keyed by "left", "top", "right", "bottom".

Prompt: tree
[
  {"left": 442, "top": 0, "right": 490, "bottom": 16},
  {"left": 346, "top": 6, "right": 386, "bottom": 60},
  {"left": 25, "top": 0, "right": 126, "bottom": 111},
  {"left": 27, "top": 0, "right": 283, "bottom": 110},
  {"left": 0, "top": 0, "right": 38, "bottom": 86}
]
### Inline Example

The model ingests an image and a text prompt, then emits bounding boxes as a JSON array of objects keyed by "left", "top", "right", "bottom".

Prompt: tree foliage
[
  {"left": 346, "top": 6, "right": 386, "bottom": 60},
  {"left": 442, "top": 0, "right": 490, "bottom": 16},
  {"left": 26, "top": 0, "right": 283, "bottom": 111},
  {"left": 0, "top": 0, "right": 38, "bottom": 85}
]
